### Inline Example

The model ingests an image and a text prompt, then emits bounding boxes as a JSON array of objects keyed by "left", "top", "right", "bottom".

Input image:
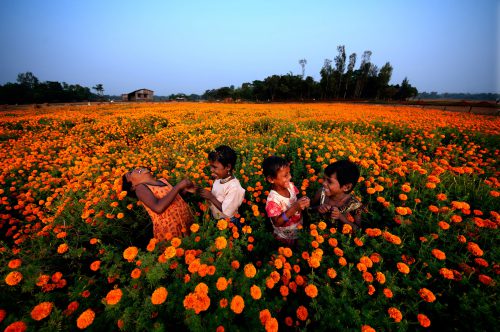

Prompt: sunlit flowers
[
  {"left": 123, "top": 246, "right": 139, "bottom": 261},
  {"left": 304, "top": 284, "right": 318, "bottom": 298},
  {"left": 151, "top": 287, "right": 168, "bottom": 304},
  {"left": 105, "top": 288, "right": 123, "bottom": 305},
  {"left": 76, "top": 309, "right": 95, "bottom": 329},
  {"left": 419, "top": 288, "right": 436, "bottom": 302},
  {"left": 230, "top": 295, "right": 245, "bottom": 314},
  {"left": 5, "top": 271, "right": 23, "bottom": 286}
]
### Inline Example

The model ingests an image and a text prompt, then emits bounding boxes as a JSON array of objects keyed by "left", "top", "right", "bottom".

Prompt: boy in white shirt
[{"left": 200, "top": 145, "right": 245, "bottom": 229}]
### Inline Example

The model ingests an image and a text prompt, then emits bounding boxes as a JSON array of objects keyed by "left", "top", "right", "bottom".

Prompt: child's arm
[
  {"left": 200, "top": 189, "right": 223, "bottom": 212},
  {"left": 272, "top": 197, "right": 310, "bottom": 226},
  {"left": 331, "top": 207, "right": 361, "bottom": 230},
  {"left": 310, "top": 188, "right": 330, "bottom": 214},
  {"left": 136, "top": 179, "right": 192, "bottom": 214}
]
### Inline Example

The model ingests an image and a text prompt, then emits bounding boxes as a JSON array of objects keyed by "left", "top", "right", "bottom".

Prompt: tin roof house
[{"left": 121, "top": 89, "right": 154, "bottom": 101}]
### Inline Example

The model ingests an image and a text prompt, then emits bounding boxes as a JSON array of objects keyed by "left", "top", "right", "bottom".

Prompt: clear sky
[{"left": 0, "top": 0, "right": 498, "bottom": 96}]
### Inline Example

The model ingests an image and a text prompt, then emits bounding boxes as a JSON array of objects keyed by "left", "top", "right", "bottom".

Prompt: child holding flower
[
  {"left": 200, "top": 145, "right": 245, "bottom": 228},
  {"left": 312, "top": 159, "right": 365, "bottom": 230},
  {"left": 262, "top": 156, "right": 310, "bottom": 246}
]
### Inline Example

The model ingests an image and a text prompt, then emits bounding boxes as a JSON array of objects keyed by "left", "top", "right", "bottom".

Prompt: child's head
[
  {"left": 323, "top": 159, "right": 360, "bottom": 194},
  {"left": 121, "top": 166, "right": 152, "bottom": 198},
  {"left": 262, "top": 156, "right": 291, "bottom": 188},
  {"left": 208, "top": 145, "right": 237, "bottom": 179}
]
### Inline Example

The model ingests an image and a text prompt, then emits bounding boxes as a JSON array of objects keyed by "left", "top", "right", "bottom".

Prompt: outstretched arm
[{"left": 136, "top": 179, "right": 192, "bottom": 214}]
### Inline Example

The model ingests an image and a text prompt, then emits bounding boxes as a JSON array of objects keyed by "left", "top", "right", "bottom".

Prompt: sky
[{"left": 0, "top": 0, "right": 498, "bottom": 96}]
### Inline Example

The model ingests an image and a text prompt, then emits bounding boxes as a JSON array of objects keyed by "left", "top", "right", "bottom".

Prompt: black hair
[
  {"left": 208, "top": 145, "right": 237, "bottom": 171},
  {"left": 324, "top": 159, "right": 360, "bottom": 192},
  {"left": 262, "top": 156, "right": 290, "bottom": 180},
  {"left": 121, "top": 174, "right": 136, "bottom": 198}
]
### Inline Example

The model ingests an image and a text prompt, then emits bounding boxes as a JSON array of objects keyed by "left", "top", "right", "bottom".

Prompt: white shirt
[{"left": 209, "top": 178, "right": 245, "bottom": 219}]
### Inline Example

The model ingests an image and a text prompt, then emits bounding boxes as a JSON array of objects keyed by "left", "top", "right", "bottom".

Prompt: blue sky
[{"left": 0, "top": 0, "right": 498, "bottom": 95}]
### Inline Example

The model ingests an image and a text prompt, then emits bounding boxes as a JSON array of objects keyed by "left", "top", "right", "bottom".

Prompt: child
[
  {"left": 200, "top": 145, "right": 245, "bottom": 227},
  {"left": 262, "top": 156, "right": 310, "bottom": 246},
  {"left": 312, "top": 159, "right": 365, "bottom": 230},
  {"left": 121, "top": 167, "right": 195, "bottom": 241}
]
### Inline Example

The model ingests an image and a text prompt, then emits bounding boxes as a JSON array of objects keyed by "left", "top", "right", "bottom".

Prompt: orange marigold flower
[
  {"left": 474, "top": 258, "right": 489, "bottom": 267},
  {"left": 57, "top": 243, "right": 69, "bottom": 254},
  {"left": 106, "top": 288, "right": 123, "bottom": 305},
  {"left": 419, "top": 288, "right": 436, "bottom": 302},
  {"left": 244, "top": 263, "right": 257, "bottom": 278},
  {"left": 216, "top": 277, "right": 229, "bottom": 291},
  {"left": 31, "top": 301, "right": 53, "bottom": 321},
  {"left": 338, "top": 257, "right": 347, "bottom": 266},
  {"left": 361, "top": 325, "right": 376, "bottom": 332},
  {"left": 250, "top": 285, "right": 262, "bottom": 300},
  {"left": 327, "top": 268, "right": 337, "bottom": 279},
  {"left": 280, "top": 285, "right": 289, "bottom": 297},
  {"left": 131, "top": 268, "right": 141, "bottom": 279},
  {"left": 151, "top": 286, "right": 168, "bottom": 304},
  {"left": 363, "top": 271, "right": 374, "bottom": 283},
  {"left": 90, "top": 260, "right": 101, "bottom": 271},
  {"left": 304, "top": 284, "right": 318, "bottom": 298},
  {"left": 164, "top": 246, "right": 176, "bottom": 259},
  {"left": 265, "top": 317, "right": 278, "bottom": 332},
  {"left": 450, "top": 215, "right": 462, "bottom": 223},
  {"left": 146, "top": 238, "right": 157, "bottom": 252},
  {"left": 431, "top": 249, "right": 446, "bottom": 260},
  {"left": 478, "top": 274, "right": 495, "bottom": 286},
  {"left": 5, "top": 271, "right": 23, "bottom": 286},
  {"left": 171, "top": 237, "right": 182, "bottom": 247},
  {"left": 439, "top": 268, "right": 454, "bottom": 279},
  {"left": 76, "top": 309, "right": 95, "bottom": 329},
  {"left": 367, "top": 284, "right": 376, "bottom": 295},
  {"left": 342, "top": 224, "right": 352, "bottom": 234},
  {"left": 438, "top": 221, "right": 450, "bottom": 230},
  {"left": 467, "top": 242, "right": 483, "bottom": 256},
  {"left": 376, "top": 271, "right": 386, "bottom": 284},
  {"left": 123, "top": 246, "right": 138, "bottom": 262},
  {"left": 89, "top": 238, "right": 98, "bottom": 245},
  {"left": 388, "top": 307, "right": 402, "bottom": 322},
  {"left": 296, "top": 305, "right": 308, "bottom": 321},
  {"left": 4, "top": 321, "right": 27, "bottom": 332},
  {"left": 217, "top": 219, "right": 228, "bottom": 230},
  {"left": 370, "top": 253, "right": 381, "bottom": 263},
  {"left": 0, "top": 308, "right": 6, "bottom": 323},
  {"left": 215, "top": 236, "right": 227, "bottom": 250},
  {"left": 383, "top": 288, "right": 393, "bottom": 298},
  {"left": 401, "top": 184, "right": 411, "bottom": 193},
  {"left": 417, "top": 313, "right": 431, "bottom": 328},
  {"left": 428, "top": 205, "right": 439, "bottom": 213},
  {"left": 397, "top": 262, "right": 410, "bottom": 274},
  {"left": 230, "top": 295, "right": 245, "bottom": 314},
  {"left": 259, "top": 309, "right": 271, "bottom": 325},
  {"left": 220, "top": 298, "right": 228, "bottom": 308},
  {"left": 190, "top": 223, "right": 200, "bottom": 233},
  {"left": 8, "top": 259, "right": 22, "bottom": 269}
]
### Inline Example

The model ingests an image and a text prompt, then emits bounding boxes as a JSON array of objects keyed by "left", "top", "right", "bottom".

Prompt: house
[{"left": 121, "top": 89, "right": 154, "bottom": 101}]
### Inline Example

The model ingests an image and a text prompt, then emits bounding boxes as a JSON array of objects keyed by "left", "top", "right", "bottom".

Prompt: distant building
[{"left": 121, "top": 89, "right": 154, "bottom": 101}]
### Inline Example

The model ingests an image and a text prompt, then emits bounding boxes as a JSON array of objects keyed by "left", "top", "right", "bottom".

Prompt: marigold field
[{"left": 0, "top": 103, "right": 499, "bottom": 331}]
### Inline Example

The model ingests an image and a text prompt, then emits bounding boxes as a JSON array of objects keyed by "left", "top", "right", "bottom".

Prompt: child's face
[
  {"left": 323, "top": 173, "right": 350, "bottom": 196},
  {"left": 269, "top": 166, "right": 291, "bottom": 190},
  {"left": 209, "top": 160, "right": 231, "bottom": 180}
]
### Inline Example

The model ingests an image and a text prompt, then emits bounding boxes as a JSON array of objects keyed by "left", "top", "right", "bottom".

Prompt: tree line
[
  {"left": 203, "top": 46, "right": 418, "bottom": 102},
  {"left": 0, "top": 72, "right": 103, "bottom": 104}
]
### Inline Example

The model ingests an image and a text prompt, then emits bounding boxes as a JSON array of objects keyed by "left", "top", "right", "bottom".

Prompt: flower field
[{"left": 0, "top": 102, "right": 499, "bottom": 331}]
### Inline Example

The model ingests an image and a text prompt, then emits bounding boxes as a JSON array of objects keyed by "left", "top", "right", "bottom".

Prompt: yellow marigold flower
[
  {"left": 230, "top": 295, "right": 245, "bottom": 314},
  {"left": 76, "top": 309, "right": 95, "bottom": 329},
  {"left": 244, "top": 263, "right": 257, "bottom": 278},
  {"left": 250, "top": 285, "right": 262, "bottom": 300},
  {"left": 31, "top": 301, "right": 53, "bottom": 321},
  {"left": 123, "top": 246, "right": 138, "bottom": 262},
  {"left": 151, "top": 287, "right": 168, "bottom": 305},
  {"left": 106, "top": 288, "right": 123, "bottom": 305},
  {"left": 215, "top": 236, "right": 227, "bottom": 250},
  {"left": 5, "top": 271, "right": 23, "bottom": 286}
]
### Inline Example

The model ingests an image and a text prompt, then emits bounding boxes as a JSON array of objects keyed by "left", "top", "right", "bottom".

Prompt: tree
[
  {"left": 298, "top": 59, "right": 307, "bottom": 78},
  {"left": 320, "top": 59, "right": 333, "bottom": 99},
  {"left": 343, "top": 52, "right": 357, "bottom": 99},
  {"left": 17, "top": 72, "right": 39, "bottom": 88},
  {"left": 377, "top": 62, "right": 393, "bottom": 99},
  {"left": 92, "top": 84, "right": 104, "bottom": 97},
  {"left": 334, "top": 45, "right": 346, "bottom": 98},
  {"left": 354, "top": 50, "right": 372, "bottom": 98},
  {"left": 396, "top": 77, "right": 418, "bottom": 100}
]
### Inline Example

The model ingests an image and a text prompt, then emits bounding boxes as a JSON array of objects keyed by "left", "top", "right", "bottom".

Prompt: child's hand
[
  {"left": 199, "top": 189, "right": 214, "bottom": 200},
  {"left": 296, "top": 196, "right": 310, "bottom": 211},
  {"left": 318, "top": 204, "right": 331, "bottom": 214},
  {"left": 331, "top": 207, "right": 341, "bottom": 220},
  {"left": 179, "top": 179, "right": 196, "bottom": 194}
]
